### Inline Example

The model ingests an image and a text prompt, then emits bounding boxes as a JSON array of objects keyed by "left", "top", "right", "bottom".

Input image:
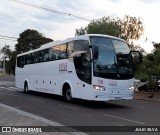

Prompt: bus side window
[
  {"left": 17, "top": 57, "right": 21, "bottom": 67},
  {"left": 59, "top": 44, "right": 67, "bottom": 59},
  {"left": 67, "top": 42, "right": 74, "bottom": 58},
  {"left": 51, "top": 54, "right": 56, "bottom": 60},
  {"left": 66, "top": 40, "right": 89, "bottom": 58},
  {"left": 27, "top": 54, "right": 30, "bottom": 64},
  {"left": 49, "top": 47, "right": 55, "bottom": 61},
  {"left": 52, "top": 46, "right": 60, "bottom": 60},
  {"left": 34, "top": 52, "right": 39, "bottom": 63},
  {"left": 44, "top": 49, "right": 49, "bottom": 61},
  {"left": 17, "top": 56, "right": 24, "bottom": 67},
  {"left": 30, "top": 53, "right": 34, "bottom": 64},
  {"left": 74, "top": 40, "right": 89, "bottom": 52},
  {"left": 21, "top": 56, "right": 25, "bottom": 67},
  {"left": 48, "top": 48, "right": 53, "bottom": 61},
  {"left": 39, "top": 51, "right": 44, "bottom": 62}
]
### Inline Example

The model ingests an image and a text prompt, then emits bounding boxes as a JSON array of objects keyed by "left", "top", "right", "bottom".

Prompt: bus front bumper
[{"left": 92, "top": 90, "right": 134, "bottom": 101}]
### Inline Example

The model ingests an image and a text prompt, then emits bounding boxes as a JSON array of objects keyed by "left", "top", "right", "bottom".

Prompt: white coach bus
[{"left": 15, "top": 34, "right": 142, "bottom": 102}]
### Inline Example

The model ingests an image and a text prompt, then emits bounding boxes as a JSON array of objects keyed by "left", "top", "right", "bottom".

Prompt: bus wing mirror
[
  {"left": 130, "top": 51, "right": 143, "bottom": 64},
  {"left": 93, "top": 46, "right": 99, "bottom": 60}
]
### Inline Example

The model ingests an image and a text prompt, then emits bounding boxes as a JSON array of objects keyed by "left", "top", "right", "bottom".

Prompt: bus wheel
[
  {"left": 24, "top": 82, "right": 29, "bottom": 93},
  {"left": 63, "top": 85, "right": 73, "bottom": 102}
]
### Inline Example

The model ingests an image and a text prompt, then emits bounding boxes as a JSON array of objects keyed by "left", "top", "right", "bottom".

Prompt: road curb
[
  {"left": 0, "top": 103, "right": 88, "bottom": 135},
  {"left": 134, "top": 92, "right": 160, "bottom": 102},
  {"left": 134, "top": 97, "right": 160, "bottom": 102}
]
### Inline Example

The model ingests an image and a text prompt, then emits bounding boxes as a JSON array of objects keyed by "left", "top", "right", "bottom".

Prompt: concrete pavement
[{"left": 0, "top": 103, "right": 86, "bottom": 135}]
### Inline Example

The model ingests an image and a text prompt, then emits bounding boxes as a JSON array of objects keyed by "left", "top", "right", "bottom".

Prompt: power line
[
  {"left": 9, "top": 0, "right": 91, "bottom": 21},
  {"left": 0, "top": 35, "right": 18, "bottom": 42},
  {"left": 0, "top": 38, "right": 17, "bottom": 41},
  {"left": 0, "top": 35, "right": 18, "bottom": 39},
  {"left": 0, "top": 34, "right": 54, "bottom": 42}
]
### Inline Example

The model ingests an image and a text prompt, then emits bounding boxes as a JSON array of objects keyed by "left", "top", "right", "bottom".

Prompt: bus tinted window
[
  {"left": 52, "top": 46, "right": 60, "bottom": 60},
  {"left": 17, "top": 57, "right": 21, "bottom": 67},
  {"left": 67, "top": 40, "right": 89, "bottom": 58},
  {"left": 59, "top": 44, "right": 67, "bottom": 59},
  {"left": 16, "top": 40, "right": 89, "bottom": 67},
  {"left": 21, "top": 56, "right": 25, "bottom": 66},
  {"left": 67, "top": 42, "right": 74, "bottom": 57},
  {"left": 30, "top": 53, "right": 34, "bottom": 64},
  {"left": 25, "top": 55, "right": 27, "bottom": 64},
  {"left": 44, "top": 49, "right": 50, "bottom": 61},
  {"left": 34, "top": 52, "right": 39, "bottom": 63},
  {"left": 74, "top": 40, "right": 89, "bottom": 51},
  {"left": 17, "top": 56, "right": 25, "bottom": 67},
  {"left": 39, "top": 50, "right": 44, "bottom": 62}
]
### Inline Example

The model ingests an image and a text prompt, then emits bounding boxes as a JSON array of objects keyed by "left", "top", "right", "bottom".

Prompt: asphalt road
[
  {"left": 0, "top": 76, "right": 15, "bottom": 82},
  {"left": 0, "top": 76, "right": 160, "bottom": 135}
]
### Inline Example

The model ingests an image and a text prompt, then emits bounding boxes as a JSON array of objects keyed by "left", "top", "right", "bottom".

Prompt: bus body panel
[
  {"left": 16, "top": 59, "right": 92, "bottom": 99},
  {"left": 91, "top": 77, "right": 134, "bottom": 101}
]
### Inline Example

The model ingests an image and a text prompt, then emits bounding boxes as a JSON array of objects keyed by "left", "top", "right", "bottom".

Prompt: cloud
[
  {"left": 139, "top": 0, "right": 160, "bottom": 4},
  {"left": 0, "top": 0, "right": 160, "bottom": 53}
]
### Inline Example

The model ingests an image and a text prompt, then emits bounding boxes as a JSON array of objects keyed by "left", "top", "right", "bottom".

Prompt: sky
[{"left": 0, "top": 0, "right": 160, "bottom": 53}]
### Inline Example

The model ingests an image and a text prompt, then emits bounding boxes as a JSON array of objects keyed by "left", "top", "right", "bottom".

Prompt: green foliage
[
  {"left": 7, "top": 51, "right": 17, "bottom": 75},
  {"left": 75, "top": 16, "right": 121, "bottom": 37},
  {"left": 0, "top": 45, "right": 13, "bottom": 75},
  {"left": 136, "top": 45, "right": 160, "bottom": 91},
  {"left": 75, "top": 27, "right": 87, "bottom": 36},
  {"left": 1, "top": 29, "right": 54, "bottom": 75},
  {"left": 0, "top": 45, "right": 11, "bottom": 58},
  {"left": 15, "top": 29, "right": 53, "bottom": 54},
  {"left": 75, "top": 15, "right": 144, "bottom": 46},
  {"left": 135, "top": 73, "right": 149, "bottom": 82},
  {"left": 87, "top": 17, "right": 121, "bottom": 37},
  {"left": 152, "top": 42, "right": 160, "bottom": 49}
]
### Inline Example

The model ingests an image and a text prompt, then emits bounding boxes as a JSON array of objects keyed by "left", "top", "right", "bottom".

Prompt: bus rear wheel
[
  {"left": 24, "top": 82, "right": 29, "bottom": 93},
  {"left": 63, "top": 85, "right": 73, "bottom": 102}
]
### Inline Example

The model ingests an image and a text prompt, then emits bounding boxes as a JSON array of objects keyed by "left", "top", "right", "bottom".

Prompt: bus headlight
[
  {"left": 128, "top": 86, "right": 134, "bottom": 91},
  {"left": 93, "top": 85, "right": 106, "bottom": 91}
]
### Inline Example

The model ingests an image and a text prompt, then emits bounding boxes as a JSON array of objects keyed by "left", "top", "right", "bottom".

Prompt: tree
[
  {"left": 120, "top": 15, "right": 144, "bottom": 44},
  {"left": 1, "top": 45, "right": 11, "bottom": 58},
  {"left": 152, "top": 42, "right": 160, "bottom": 49},
  {"left": 136, "top": 43, "right": 160, "bottom": 91},
  {"left": 75, "top": 27, "right": 87, "bottom": 36},
  {"left": 8, "top": 51, "right": 18, "bottom": 75},
  {"left": 15, "top": 29, "right": 53, "bottom": 54},
  {"left": 75, "top": 16, "right": 121, "bottom": 37},
  {"left": 75, "top": 15, "right": 144, "bottom": 47},
  {"left": 0, "top": 45, "right": 12, "bottom": 74}
]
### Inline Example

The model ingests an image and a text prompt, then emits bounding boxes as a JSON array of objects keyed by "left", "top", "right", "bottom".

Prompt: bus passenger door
[{"left": 74, "top": 52, "right": 92, "bottom": 99}]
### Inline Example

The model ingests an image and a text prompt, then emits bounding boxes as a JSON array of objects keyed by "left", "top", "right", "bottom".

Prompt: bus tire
[
  {"left": 24, "top": 81, "right": 29, "bottom": 93},
  {"left": 63, "top": 84, "right": 73, "bottom": 102}
]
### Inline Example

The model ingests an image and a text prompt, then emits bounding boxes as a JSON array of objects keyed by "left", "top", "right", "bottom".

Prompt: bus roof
[{"left": 17, "top": 34, "right": 125, "bottom": 57}]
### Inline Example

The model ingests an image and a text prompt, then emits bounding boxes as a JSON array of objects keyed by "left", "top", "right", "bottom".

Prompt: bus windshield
[{"left": 90, "top": 36, "right": 134, "bottom": 80}]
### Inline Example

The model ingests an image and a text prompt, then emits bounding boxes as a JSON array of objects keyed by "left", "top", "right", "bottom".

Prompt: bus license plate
[
  {"left": 114, "top": 97, "right": 121, "bottom": 100},
  {"left": 109, "top": 80, "right": 117, "bottom": 85}
]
